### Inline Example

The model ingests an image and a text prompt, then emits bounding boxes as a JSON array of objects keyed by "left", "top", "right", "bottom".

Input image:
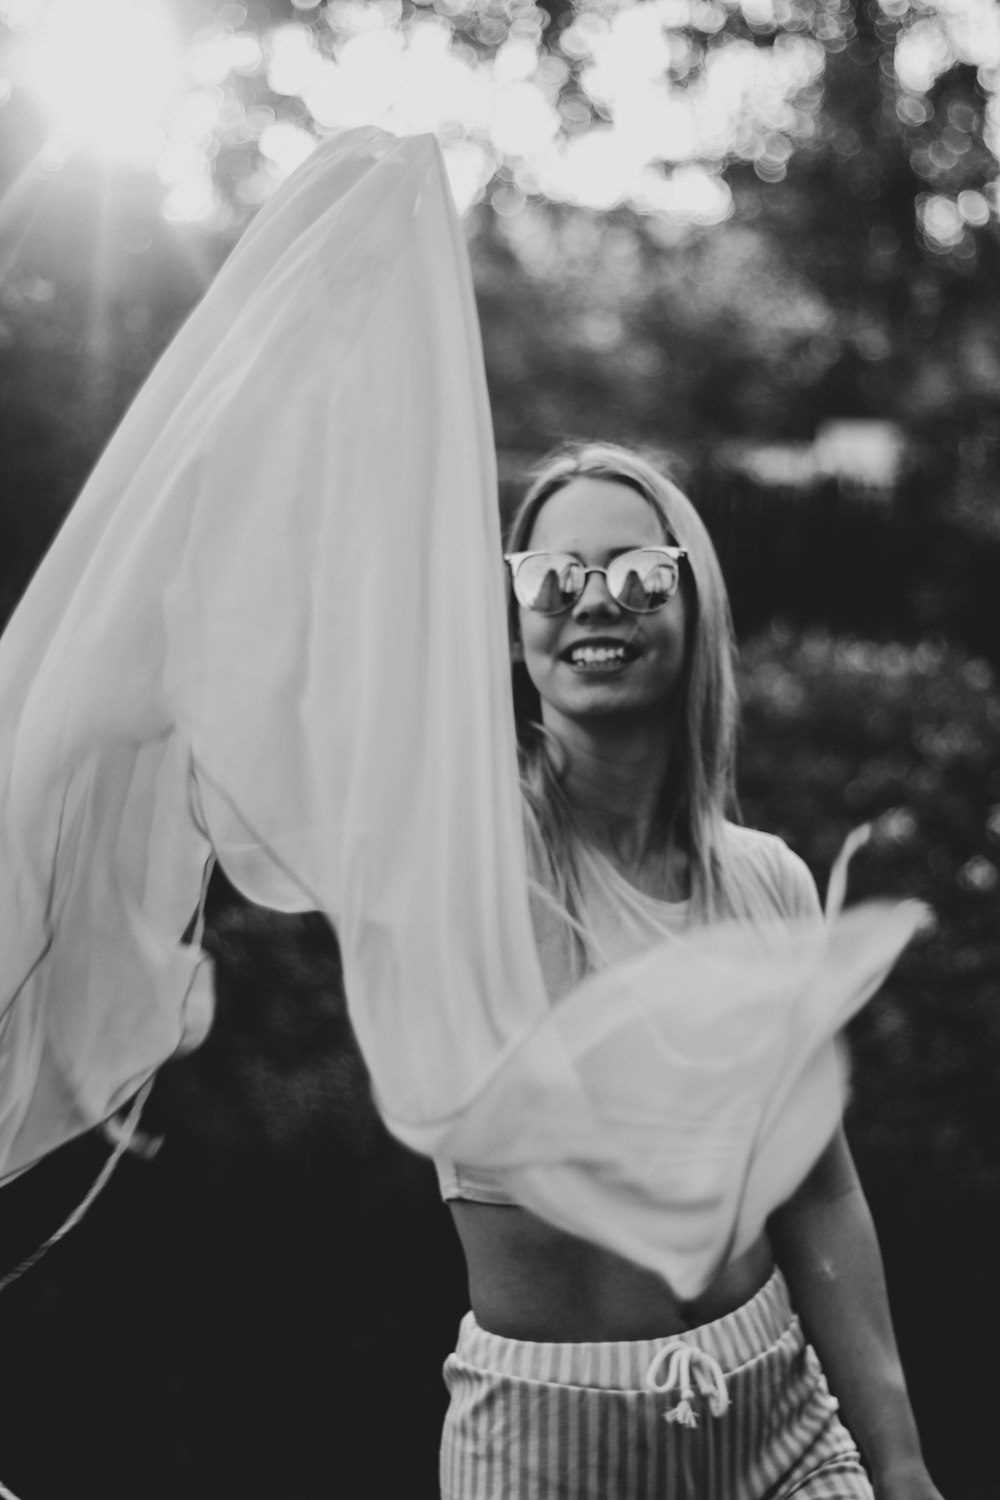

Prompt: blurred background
[{"left": 0, "top": 1, "right": 998, "bottom": 1497}]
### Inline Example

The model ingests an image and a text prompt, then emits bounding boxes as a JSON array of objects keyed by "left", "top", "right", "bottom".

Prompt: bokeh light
[{"left": 0, "top": 0, "right": 998, "bottom": 229}]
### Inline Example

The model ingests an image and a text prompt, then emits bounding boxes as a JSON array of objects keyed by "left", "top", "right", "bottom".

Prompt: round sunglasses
[{"left": 505, "top": 546, "right": 687, "bottom": 615}]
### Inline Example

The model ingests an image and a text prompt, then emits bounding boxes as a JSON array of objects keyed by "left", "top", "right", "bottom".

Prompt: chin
[{"left": 564, "top": 690, "right": 669, "bottom": 724}]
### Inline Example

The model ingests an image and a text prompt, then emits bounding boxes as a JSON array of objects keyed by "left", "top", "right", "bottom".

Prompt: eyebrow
[{"left": 552, "top": 544, "right": 659, "bottom": 562}]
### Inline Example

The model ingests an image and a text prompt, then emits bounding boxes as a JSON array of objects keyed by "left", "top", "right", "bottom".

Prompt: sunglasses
[{"left": 505, "top": 546, "right": 687, "bottom": 615}]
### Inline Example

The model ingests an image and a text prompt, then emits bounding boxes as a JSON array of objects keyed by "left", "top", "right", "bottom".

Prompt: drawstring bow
[{"left": 645, "top": 1341, "right": 731, "bottom": 1428}]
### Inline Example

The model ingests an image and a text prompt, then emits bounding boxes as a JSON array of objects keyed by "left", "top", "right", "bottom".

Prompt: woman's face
[{"left": 513, "top": 476, "right": 689, "bottom": 731}]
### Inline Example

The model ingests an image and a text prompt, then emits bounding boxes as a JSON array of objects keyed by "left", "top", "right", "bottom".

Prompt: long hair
[{"left": 506, "top": 441, "right": 742, "bottom": 941}]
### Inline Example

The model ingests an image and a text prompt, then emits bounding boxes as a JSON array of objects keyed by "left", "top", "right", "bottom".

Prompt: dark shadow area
[{"left": 0, "top": 868, "right": 468, "bottom": 1500}]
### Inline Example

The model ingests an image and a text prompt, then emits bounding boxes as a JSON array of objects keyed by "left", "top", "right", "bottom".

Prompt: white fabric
[{"left": 0, "top": 128, "right": 925, "bottom": 1296}]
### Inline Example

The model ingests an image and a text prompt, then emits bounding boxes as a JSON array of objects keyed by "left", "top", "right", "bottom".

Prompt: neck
[{"left": 541, "top": 707, "right": 678, "bottom": 866}]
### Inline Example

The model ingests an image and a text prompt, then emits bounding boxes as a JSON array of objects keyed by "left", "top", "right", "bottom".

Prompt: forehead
[{"left": 527, "top": 477, "right": 666, "bottom": 553}]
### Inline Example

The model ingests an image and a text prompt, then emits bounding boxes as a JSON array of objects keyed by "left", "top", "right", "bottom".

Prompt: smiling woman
[
  {"left": 0, "top": 126, "right": 936, "bottom": 1500},
  {"left": 436, "top": 443, "right": 943, "bottom": 1500},
  {"left": 506, "top": 447, "right": 734, "bottom": 922},
  {"left": 511, "top": 480, "right": 689, "bottom": 733}
]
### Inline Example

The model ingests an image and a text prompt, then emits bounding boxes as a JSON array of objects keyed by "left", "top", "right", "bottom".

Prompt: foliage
[
  {"left": 3, "top": 2, "right": 1000, "bottom": 611},
  {"left": 738, "top": 628, "right": 999, "bottom": 1497},
  {"left": 740, "top": 631, "right": 1000, "bottom": 1155},
  {"left": 110, "top": 2, "right": 1000, "bottom": 235},
  {"left": 691, "top": 464, "right": 1000, "bottom": 661}
]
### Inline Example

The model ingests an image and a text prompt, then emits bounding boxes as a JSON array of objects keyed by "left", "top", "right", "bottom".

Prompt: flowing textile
[{"left": 0, "top": 129, "right": 924, "bottom": 1297}]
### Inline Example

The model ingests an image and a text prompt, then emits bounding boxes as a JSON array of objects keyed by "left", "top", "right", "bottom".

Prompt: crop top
[{"left": 434, "top": 817, "right": 821, "bottom": 1205}]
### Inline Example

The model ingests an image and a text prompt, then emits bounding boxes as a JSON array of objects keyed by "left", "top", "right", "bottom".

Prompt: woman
[
  {"left": 0, "top": 125, "right": 934, "bottom": 1497},
  {"left": 437, "top": 444, "right": 942, "bottom": 1500}
]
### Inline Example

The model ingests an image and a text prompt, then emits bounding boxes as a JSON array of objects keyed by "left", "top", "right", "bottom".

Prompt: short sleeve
[
  {"left": 721, "top": 823, "right": 823, "bottom": 926},
  {"left": 772, "top": 843, "right": 823, "bottom": 923}
]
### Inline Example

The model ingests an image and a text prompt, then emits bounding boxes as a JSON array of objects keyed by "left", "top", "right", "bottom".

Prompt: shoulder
[{"left": 720, "top": 821, "right": 822, "bottom": 922}]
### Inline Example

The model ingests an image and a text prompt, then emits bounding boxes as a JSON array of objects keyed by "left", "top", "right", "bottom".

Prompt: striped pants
[{"left": 440, "top": 1269, "right": 873, "bottom": 1500}]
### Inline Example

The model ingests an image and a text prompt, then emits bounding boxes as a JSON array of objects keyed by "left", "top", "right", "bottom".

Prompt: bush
[{"left": 738, "top": 627, "right": 1000, "bottom": 1498}]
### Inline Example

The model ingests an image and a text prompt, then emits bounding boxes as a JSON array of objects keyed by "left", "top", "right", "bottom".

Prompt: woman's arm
[{"left": 768, "top": 1126, "right": 944, "bottom": 1500}]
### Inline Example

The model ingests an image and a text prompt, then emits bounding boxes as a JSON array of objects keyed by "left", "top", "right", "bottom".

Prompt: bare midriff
[{"left": 449, "top": 1201, "right": 774, "bottom": 1342}]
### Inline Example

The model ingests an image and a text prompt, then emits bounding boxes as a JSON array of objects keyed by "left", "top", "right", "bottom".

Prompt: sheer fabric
[{"left": 0, "top": 129, "right": 924, "bottom": 1296}]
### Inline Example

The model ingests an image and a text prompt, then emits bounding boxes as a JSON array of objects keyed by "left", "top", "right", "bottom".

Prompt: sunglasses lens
[
  {"left": 513, "top": 554, "right": 584, "bottom": 613},
  {"left": 608, "top": 550, "right": 679, "bottom": 611}
]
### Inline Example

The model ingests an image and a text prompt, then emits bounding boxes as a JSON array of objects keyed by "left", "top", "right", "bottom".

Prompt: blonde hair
[{"left": 507, "top": 441, "right": 743, "bottom": 951}]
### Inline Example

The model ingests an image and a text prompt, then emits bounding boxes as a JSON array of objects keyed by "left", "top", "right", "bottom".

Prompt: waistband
[{"left": 454, "top": 1267, "right": 798, "bottom": 1392}]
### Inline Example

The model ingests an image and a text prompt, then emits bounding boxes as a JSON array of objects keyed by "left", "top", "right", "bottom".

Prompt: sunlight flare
[{"left": 9, "top": 0, "right": 184, "bottom": 165}]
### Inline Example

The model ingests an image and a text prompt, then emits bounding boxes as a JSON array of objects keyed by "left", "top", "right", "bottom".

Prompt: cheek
[
  {"left": 516, "top": 611, "right": 554, "bottom": 666},
  {"left": 641, "top": 613, "right": 688, "bottom": 684},
  {"left": 656, "top": 599, "right": 689, "bottom": 657}
]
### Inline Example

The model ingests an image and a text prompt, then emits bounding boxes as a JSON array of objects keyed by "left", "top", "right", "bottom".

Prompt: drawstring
[
  {"left": 0, "top": 1077, "right": 155, "bottom": 1298},
  {"left": 98, "top": 850, "right": 216, "bottom": 1160},
  {"left": 645, "top": 1340, "right": 731, "bottom": 1428}
]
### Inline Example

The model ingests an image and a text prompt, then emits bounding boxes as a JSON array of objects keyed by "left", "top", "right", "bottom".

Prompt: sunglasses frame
[{"left": 504, "top": 545, "right": 688, "bottom": 615}]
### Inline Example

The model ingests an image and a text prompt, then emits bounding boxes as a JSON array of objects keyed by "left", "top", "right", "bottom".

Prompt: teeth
[{"left": 571, "top": 645, "right": 627, "bottom": 665}]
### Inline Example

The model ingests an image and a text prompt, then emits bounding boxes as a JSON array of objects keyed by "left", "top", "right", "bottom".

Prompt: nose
[{"left": 572, "top": 567, "right": 621, "bottom": 623}]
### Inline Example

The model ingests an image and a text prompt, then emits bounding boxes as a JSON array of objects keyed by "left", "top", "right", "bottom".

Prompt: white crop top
[{"left": 434, "top": 817, "right": 820, "bottom": 1205}]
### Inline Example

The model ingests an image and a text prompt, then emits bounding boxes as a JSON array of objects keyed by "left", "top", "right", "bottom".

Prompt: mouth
[{"left": 560, "top": 638, "right": 640, "bottom": 673}]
